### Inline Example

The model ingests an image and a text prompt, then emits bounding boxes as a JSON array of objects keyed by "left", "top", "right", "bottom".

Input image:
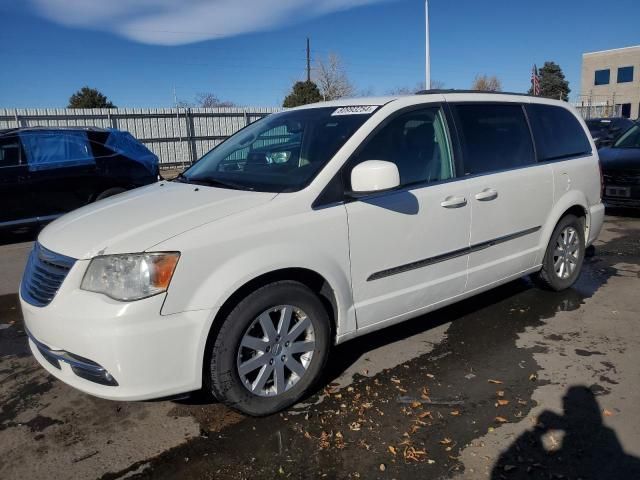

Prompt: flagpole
[{"left": 425, "top": 0, "right": 431, "bottom": 90}]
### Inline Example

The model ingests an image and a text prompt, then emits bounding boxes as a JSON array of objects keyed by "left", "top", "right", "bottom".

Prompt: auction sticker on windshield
[{"left": 332, "top": 106, "right": 378, "bottom": 116}]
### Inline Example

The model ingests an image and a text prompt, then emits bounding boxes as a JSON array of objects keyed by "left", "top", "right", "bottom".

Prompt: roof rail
[{"left": 415, "top": 89, "right": 532, "bottom": 97}]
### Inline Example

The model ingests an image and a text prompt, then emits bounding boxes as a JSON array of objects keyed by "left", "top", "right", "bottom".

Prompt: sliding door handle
[
  {"left": 474, "top": 188, "right": 498, "bottom": 201},
  {"left": 440, "top": 196, "right": 467, "bottom": 208}
]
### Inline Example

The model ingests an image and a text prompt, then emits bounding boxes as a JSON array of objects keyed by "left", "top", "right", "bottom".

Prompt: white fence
[{"left": 0, "top": 107, "right": 281, "bottom": 168}]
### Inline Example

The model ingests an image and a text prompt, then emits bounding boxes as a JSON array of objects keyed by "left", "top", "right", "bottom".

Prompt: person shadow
[{"left": 491, "top": 386, "right": 640, "bottom": 479}]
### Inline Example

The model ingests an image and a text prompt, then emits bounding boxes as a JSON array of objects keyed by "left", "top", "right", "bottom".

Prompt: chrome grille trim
[{"left": 21, "top": 242, "right": 76, "bottom": 307}]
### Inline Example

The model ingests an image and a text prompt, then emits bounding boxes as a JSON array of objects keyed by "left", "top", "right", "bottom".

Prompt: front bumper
[{"left": 21, "top": 259, "right": 215, "bottom": 401}]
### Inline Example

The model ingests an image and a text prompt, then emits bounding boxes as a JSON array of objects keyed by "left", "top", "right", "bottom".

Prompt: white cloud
[{"left": 28, "top": 0, "right": 389, "bottom": 45}]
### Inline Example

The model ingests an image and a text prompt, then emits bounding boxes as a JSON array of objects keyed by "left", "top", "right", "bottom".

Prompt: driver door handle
[
  {"left": 474, "top": 188, "right": 498, "bottom": 201},
  {"left": 440, "top": 196, "right": 467, "bottom": 208}
]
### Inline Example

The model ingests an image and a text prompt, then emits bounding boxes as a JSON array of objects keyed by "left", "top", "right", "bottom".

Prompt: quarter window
[
  {"left": 525, "top": 104, "right": 592, "bottom": 161},
  {"left": 594, "top": 69, "right": 610, "bottom": 85},
  {"left": 452, "top": 104, "right": 535, "bottom": 175},
  {"left": 617, "top": 66, "right": 634, "bottom": 83},
  {"left": 349, "top": 107, "right": 454, "bottom": 187}
]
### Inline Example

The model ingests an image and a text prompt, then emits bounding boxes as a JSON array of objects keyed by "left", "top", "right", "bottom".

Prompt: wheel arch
[
  {"left": 200, "top": 267, "right": 342, "bottom": 388},
  {"left": 537, "top": 191, "right": 590, "bottom": 265}
]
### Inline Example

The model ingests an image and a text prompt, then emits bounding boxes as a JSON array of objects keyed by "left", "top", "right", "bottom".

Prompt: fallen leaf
[
  {"left": 427, "top": 459, "right": 436, "bottom": 464},
  {"left": 426, "top": 373, "right": 435, "bottom": 379},
  {"left": 496, "top": 390, "right": 505, "bottom": 397},
  {"left": 450, "top": 410, "right": 461, "bottom": 416},
  {"left": 488, "top": 379, "right": 503, "bottom": 384},
  {"left": 497, "top": 399, "right": 510, "bottom": 406},
  {"left": 411, "top": 401, "right": 422, "bottom": 409},
  {"left": 603, "top": 409, "right": 614, "bottom": 417},
  {"left": 439, "top": 438, "right": 452, "bottom": 445},
  {"left": 418, "top": 411, "right": 433, "bottom": 419},
  {"left": 349, "top": 422, "right": 361, "bottom": 431},
  {"left": 390, "top": 377, "right": 401, "bottom": 384},
  {"left": 388, "top": 445, "right": 397, "bottom": 455},
  {"left": 379, "top": 464, "right": 386, "bottom": 472},
  {"left": 495, "top": 416, "right": 508, "bottom": 423}
]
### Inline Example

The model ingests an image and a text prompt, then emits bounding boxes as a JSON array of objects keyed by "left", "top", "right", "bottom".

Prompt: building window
[
  {"left": 617, "top": 66, "right": 634, "bottom": 83},
  {"left": 594, "top": 69, "right": 610, "bottom": 85}
]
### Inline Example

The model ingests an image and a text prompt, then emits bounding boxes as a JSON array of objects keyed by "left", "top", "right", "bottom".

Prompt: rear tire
[
  {"left": 206, "top": 281, "right": 331, "bottom": 416},
  {"left": 533, "top": 214, "right": 585, "bottom": 291}
]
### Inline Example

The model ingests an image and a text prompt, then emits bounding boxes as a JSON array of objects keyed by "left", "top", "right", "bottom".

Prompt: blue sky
[{"left": 0, "top": 0, "right": 638, "bottom": 108}]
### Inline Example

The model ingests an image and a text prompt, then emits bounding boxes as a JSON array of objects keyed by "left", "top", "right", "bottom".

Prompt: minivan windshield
[
  {"left": 180, "top": 106, "right": 376, "bottom": 192},
  {"left": 613, "top": 124, "right": 640, "bottom": 149}
]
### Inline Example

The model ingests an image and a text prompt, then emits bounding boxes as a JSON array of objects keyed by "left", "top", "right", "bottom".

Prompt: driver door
[{"left": 345, "top": 105, "right": 471, "bottom": 330}]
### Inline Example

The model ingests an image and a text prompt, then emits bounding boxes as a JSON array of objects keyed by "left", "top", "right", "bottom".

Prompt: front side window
[
  {"left": 183, "top": 107, "right": 375, "bottom": 192},
  {"left": 0, "top": 135, "right": 23, "bottom": 168},
  {"left": 594, "top": 69, "right": 610, "bottom": 85},
  {"left": 614, "top": 125, "right": 640, "bottom": 148},
  {"left": 617, "top": 66, "right": 634, "bottom": 83},
  {"left": 526, "top": 104, "right": 592, "bottom": 161},
  {"left": 348, "top": 107, "right": 454, "bottom": 188},
  {"left": 453, "top": 103, "right": 535, "bottom": 175},
  {"left": 19, "top": 130, "right": 95, "bottom": 171}
]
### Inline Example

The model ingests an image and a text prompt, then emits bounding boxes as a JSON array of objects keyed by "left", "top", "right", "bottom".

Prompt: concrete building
[{"left": 580, "top": 45, "right": 640, "bottom": 119}]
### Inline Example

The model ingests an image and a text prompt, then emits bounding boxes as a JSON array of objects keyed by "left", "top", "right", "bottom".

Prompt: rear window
[
  {"left": 452, "top": 103, "right": 535, "bottom": 175},
  {"left": 525, "top": 104, "right": 592, "bottom": 162}
]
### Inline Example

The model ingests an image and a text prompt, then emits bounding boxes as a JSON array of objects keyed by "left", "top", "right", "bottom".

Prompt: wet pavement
[{"left": 1, "top": 213, "right": 639, "bottom": 479}]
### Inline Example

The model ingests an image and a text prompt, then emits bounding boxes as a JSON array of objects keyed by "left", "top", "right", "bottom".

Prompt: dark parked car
[
  {"left": 0, "top": 127, "right": 159, "bottom": 231},
  {"left": 599, "top": 122, "right": 640, "bottom": 208},
  {"left": 586, "top": 117, "right": 634, "bottom": 148}
]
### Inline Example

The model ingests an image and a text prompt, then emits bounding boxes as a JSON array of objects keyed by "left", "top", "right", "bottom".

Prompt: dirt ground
[{"left": 1, "top": 212, "right": 639, "bottom": 479}]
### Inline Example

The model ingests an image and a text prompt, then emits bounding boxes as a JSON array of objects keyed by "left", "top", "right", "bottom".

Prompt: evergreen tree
[
  {"left": 529, "top": 62, "right": 570, "bottom": 101},
  {"left": 68, "top": 87, "right": 116, "bottom": 108},
  {"left": 283, "top": 81, "right": 322, "bottom": 108}
]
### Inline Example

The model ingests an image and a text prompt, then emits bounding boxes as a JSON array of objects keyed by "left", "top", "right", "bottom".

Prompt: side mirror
[{"left": 350, "top": 160, "right": 400, "bottom": 194}]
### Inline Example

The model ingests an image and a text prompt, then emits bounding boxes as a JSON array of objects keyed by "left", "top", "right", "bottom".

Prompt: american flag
[{"left": 531, "top": 64, "right": 541, "bottom": 96}]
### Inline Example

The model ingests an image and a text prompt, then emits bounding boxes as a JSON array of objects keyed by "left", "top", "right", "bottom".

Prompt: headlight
[{"left": 81, "top": 252, "right": 180, "bottom": 301}]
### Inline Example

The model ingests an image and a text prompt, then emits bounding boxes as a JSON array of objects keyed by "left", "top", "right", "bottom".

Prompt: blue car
[
  {"left": 0, "top": 127, "right": 159, "bottom": 231},
  {"left": 599, "top": 122, "right": 640, "bottom": 208}
]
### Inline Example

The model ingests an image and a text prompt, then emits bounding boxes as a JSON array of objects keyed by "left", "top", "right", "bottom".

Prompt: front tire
[
  {"left": 206, "top": 281, "right": 331, "bottom": 416},
  {"left": 533, "top": 214, "right": 585, "bottom": 291}
]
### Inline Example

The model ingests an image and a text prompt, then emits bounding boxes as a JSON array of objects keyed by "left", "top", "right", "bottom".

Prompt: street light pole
[{"left": 425, "top": 0, "right": 431, "bottom": 90}]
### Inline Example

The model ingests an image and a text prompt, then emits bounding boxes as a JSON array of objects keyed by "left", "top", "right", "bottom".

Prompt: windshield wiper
[{"left": 189, "top": 176, "right": 254, "bottom": 191}]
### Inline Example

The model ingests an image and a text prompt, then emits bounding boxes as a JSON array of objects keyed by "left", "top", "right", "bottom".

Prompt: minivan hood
[{"left": 39, "top": 182, "right": 277, "bottom": 259}]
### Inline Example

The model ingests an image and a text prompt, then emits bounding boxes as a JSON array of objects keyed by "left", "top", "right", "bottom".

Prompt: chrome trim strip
[
  {"left": 26, "top": 328, "right": 118, "bottom": 386},
  {"left": 367, "top": 226, "right": 541, "bottom": 281}
]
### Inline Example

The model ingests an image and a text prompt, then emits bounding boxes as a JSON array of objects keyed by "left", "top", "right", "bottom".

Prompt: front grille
[
  {"left": 603, "top": 170, "right": 640, "bottom": 186},
  {"left": 21, "top": 243, "right": 76, "bottom": 307}
]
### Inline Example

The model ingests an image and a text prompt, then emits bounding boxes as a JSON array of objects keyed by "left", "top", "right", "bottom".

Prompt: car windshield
[
  {"left": 180, "top": 106, "right": 376, "bottom": 192},
  {"left": 613, "top": 124, "right": 640, "bottom": 148}
]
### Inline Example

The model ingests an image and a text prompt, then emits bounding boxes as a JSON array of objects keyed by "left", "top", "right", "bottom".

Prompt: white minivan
[{"left": 20, "top": 92, "right": 604, "bottom": 415}]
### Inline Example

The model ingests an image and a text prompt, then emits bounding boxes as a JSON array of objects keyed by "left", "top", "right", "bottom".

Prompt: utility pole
[
  {"left": 425, "top": 1, "right": 431, "bottom": 90},
  {"left": 306, "top": 37, "right": 311, "bottom": 82}
]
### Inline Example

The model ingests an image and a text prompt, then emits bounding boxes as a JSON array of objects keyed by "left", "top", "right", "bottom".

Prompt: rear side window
[
  {"left": 452, "top": 103, "right": 535, "bottom": 175},
  {"left": 525, "top": 104, "right": 592, "bottom": 162}
]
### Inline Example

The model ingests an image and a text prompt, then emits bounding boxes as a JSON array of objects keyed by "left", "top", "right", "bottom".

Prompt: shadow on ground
[{"left": 491, "top": 385, "right": 640, "bottom": 479}]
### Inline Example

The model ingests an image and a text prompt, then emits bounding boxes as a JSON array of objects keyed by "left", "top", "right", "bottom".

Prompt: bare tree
[
  {"left": 386, "top": 80, "right": 445, "bottom": 95},
  {"left": 314, "top": 53, "right": 355, "bottom": 101},
  {"left": 471, "top": 74, "right": 502, "bottom": 92},
  {"left": 195, "top": 92, "right": 236, "bottom": 108}
]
